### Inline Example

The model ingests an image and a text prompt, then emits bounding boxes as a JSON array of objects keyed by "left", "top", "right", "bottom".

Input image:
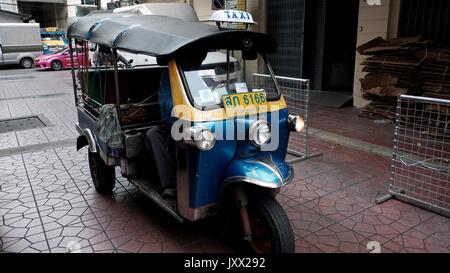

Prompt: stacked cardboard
[{"left": 357, "top": 36, "right": 450, "bottom": 121}]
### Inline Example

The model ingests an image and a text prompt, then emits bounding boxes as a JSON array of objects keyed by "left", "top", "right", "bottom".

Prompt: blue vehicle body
[{"left": 186, "top": 108, "right": 292, "bottom": 208}]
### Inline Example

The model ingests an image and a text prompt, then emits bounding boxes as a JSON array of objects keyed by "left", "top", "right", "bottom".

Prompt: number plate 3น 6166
[{"left": 222, "top": 91, "right": 267, "bottom": 117}]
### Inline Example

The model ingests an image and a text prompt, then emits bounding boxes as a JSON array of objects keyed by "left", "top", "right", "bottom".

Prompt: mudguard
[
  {"left": 76, "top": 125, "right": 98, "bottom": 153},
  {"left": 220, "top": 154, "right": 294, "bottom": 191}
]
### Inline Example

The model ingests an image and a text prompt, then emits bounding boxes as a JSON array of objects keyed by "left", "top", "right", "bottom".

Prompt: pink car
[{"left": 35, "top": 47, "right": 90, "bottom": 71}]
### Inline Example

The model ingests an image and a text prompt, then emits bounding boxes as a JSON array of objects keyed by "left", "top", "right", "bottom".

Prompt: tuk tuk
[{"left": 67, "top": 4, "right": 305, "bottom": 253}]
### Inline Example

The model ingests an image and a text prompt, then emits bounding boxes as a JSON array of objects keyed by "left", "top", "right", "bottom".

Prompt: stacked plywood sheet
[{"left": 358, "top": 36, "right": 450, "bottom": 120}]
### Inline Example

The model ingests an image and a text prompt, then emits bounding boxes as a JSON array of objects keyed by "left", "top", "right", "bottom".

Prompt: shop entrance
[{"left": 303, "top": 0, "right": 359, "bottom": 107}]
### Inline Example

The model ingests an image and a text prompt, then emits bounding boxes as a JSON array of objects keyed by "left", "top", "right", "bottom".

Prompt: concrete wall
[
  {"left": 0, "top": 0, "right": 18, "bottom": 13},
  {"left": 191, "top": 0, "right": 262, "bottom": 82},
  {"left": 352, "top": 0, "right": 401, "bottom": 108},
  {"left": 192, "top": 0, "right": 211, "bottom": 21},
  {"left": 0, "top": 12, "right": 23, "bottom": 23},
  {"left": 192, "top": 0, "right": 260, "bottom": 22}
]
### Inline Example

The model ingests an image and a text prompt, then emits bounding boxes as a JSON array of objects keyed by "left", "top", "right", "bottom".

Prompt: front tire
[
  {"left": 88, "top": 151, "right": 116, "bottom": 194},
  {"left": 20, "top": 57, "right": 33, "bottom": 69},
  {"left": 51, "top": 60, "right": 62, "bottom": 71},
  {"left": 247, "top": 195, "right": 295, "bottom": 253}
]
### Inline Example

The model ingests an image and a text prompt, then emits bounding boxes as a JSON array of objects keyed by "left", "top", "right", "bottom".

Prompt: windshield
[
  {"left": 180, "top": 50, "right": 279, "bottom": 109},
  {"left": 54, "top": 48, "right": 67, "bottom": 54}
]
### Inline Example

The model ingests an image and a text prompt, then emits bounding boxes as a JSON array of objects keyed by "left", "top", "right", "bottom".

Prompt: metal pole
[
  {"left": 68, "top": 39, "right": 78, "bottom": 106},
  {"left": 112, "top": 49, "right": 121, "bottom": 122},
  {"left": 54, "top": 3, "right": 59, "bottom": 28},
  {"left": 400, "top": 94, "right": 450, "bottom": 106},
  {"left": 262, "top": 54, "right": 282, "bottom": 95},
  {"left": 227, "top": 49, "right": 230, "bottom": 92},
  {"left": 304, "top": 78, "right": 310, "bottom": 157}
]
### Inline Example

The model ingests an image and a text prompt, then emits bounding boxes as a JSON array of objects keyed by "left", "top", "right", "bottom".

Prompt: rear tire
[
  {"left": 51, "top": 60, "right": 62, "bottom": 71},
  {"left": 20, "top": 57, "right": 33, "bottom": 69},
  {"left": 247, "top": 195, "right": 295, "bottom": 253},
  {"left": 88, "top": 151, "right": 116, "bottom": 194}
]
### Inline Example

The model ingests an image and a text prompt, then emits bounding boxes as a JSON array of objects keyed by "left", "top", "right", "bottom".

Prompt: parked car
[
  {"left": 35, "top": 47, "right": 89, "bottom": 71},
  {"left": 0, "top": 23, "right": 43, "bottom": 68}
]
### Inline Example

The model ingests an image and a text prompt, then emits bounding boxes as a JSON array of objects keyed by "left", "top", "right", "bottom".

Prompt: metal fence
[
  {"left": 253, "top": 73, "right": 313, "bottom": 162},
  {"left": 389, "top": 95, "right": 450, "bottom": 217}
]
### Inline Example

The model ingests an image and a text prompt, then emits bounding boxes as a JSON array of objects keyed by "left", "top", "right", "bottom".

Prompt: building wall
[
  {"left": 352, "top": 0, "right": 400, "bottom": 108},
  {"left": 67, "top": 0, "right": 110, "bottom": 19},
  {"left": 0, "top": 0, "right": 18, "bottom": 13},
  {"left": 67, "top": 0, "right": 80, "bottom": 19},
  {"left": 191, "top": 0, "right": 262, "bottom": 82},
  {"left": 0, "top": 11, "right": 23, "bottom": 23}
]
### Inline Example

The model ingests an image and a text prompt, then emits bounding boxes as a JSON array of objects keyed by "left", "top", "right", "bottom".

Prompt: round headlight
[
  {"left": 288, "top": 115, "right": 305, "bottom": 132},
  {"left": 184, "top": 127, "right": 216, "bottom": 151},
  {"left": 249, "top": 120, "right": 271, "bottom": 147},
  {"left": 194, "top": 129, "right": 216, "bottom": 151}
]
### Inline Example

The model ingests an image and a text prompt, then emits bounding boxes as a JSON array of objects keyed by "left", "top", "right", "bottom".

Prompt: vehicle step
[{"left": 128, "top": 178, "right": 184, "bottom": 223}]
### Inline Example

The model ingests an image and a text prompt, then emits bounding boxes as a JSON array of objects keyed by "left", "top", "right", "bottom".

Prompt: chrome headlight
[
  {"left": 288, "top": 114, "right": 305, "bottom": 132},
  {"left": 184, "top": 127, "right": 216, "bottom": 151},
  {"left": 249, "top": 120, "right": 271, "bottom": 147}
]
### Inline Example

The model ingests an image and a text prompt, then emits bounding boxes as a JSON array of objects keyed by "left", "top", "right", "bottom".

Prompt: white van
[{"left": 0, "top": 23, "right": 43, "bottom": 68}]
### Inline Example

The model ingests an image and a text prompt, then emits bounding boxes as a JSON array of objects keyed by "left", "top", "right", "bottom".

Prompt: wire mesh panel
[
  {"left": 391, "top": 95, "right": 450, "bottom": 216},
  {"left": 253, "top": 74, "right": 310, "bottom": 159}
]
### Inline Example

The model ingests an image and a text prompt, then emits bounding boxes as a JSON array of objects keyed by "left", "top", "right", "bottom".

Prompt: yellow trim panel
[{"left": 168, "top": 59, "right": 287, "bottom": 122}]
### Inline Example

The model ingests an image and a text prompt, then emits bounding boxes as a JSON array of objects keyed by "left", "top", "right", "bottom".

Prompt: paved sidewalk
[
  {"left": 0, "top": 70, "right": 77, "bottom": 154},
  {"left": 309, "top": 105, "right": 395, "bottom": 148},
  {"left": 0, "top": 68, "right": 449, "bottom": 253}
]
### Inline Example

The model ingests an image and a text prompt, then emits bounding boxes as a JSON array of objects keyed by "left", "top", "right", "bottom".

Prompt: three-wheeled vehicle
[{"left": 68, "top": 4, "right": 305, "bottom": 253}]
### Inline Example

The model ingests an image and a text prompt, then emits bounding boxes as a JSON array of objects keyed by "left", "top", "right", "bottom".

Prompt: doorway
[
  {"left": 321, "top": 0, "right": 359, "bottom": 92},
  {"left": 303, "top": 0, "right": 359, "bottom": 107},
  {"left": 18, "top": 1, "right": 67, "bottom": 28}
]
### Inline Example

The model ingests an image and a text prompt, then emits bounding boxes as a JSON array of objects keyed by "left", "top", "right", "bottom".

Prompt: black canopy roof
[{"left": 67, "top": 14, "right": 276, "bottom": 58}]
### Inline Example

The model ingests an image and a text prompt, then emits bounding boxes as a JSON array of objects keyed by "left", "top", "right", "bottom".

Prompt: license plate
[{"left": 223, "top": 91, "right": 267, "bottom": 116}]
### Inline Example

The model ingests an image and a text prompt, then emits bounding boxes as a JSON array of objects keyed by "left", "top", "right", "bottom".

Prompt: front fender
[
  {"left": 220, "top": 155, "right": 294, "bottom": 191},
  {"left": 76, "top": 125, "right": 98, "bottom": 153}
]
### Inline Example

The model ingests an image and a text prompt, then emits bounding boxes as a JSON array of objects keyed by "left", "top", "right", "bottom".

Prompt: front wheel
[
  {"left": 247, "top": 195, "right": 295, "bottom": 253},
  {"left": 88, "top": 151, "right": 116, "bottom": 194},
  {"left": 20, "top": 57, "right": 33, "bottom": 68},
  {"left": 51, "top": 60, "right": 62, "bottom": 71}
]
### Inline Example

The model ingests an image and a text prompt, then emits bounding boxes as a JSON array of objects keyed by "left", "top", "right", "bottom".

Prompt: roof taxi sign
[{"left": 209, "top": 10, "right": 256, "bottom": 30}]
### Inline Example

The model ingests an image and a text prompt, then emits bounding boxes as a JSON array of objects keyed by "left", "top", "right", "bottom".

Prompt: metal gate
[
  {"left": 266, "top": 0, "right": 306, "bottom": 78},
  {"left": 253, "top": 74, "right": 316, "bottom": 163},
  {"left": 398, "top": 0, "right": 450, "bottom": 45},
  {"left": 386, "top": 95, "right": 450, "bottom": 217}
]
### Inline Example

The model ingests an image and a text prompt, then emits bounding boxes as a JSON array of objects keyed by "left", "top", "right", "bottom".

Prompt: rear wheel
[
  {"left": 88, "top": 151, "right": 116, "bottom": 194},
  {"left": 20, "top": 57, "right": 33, "bottom": 69},
  {"left": 51, "top": 60, "right": 62, "bottom": 71},
  {"left": 247, "top": 195, "right": 295, "bottom": 253}
]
